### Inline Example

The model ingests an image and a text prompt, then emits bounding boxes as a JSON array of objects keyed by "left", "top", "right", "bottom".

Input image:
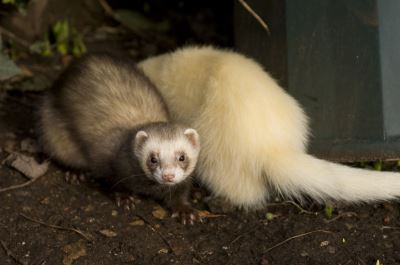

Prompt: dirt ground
[{"left": 1, "top": 2, "right": 400, "bottom": 265}]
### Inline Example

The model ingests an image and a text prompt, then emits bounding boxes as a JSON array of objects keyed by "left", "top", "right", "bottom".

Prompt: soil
[{"left": 1, "top": 2, "right": 400, "bottom": 265}]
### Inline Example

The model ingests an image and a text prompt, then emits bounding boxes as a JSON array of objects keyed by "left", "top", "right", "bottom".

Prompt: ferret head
[{"left": 133, "top": 124, "right": 200, "bottom": 185}]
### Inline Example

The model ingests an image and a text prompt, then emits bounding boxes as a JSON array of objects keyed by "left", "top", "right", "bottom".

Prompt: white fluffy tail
[{"left": 265, "top": 152, "right": 400, "bottom": 202}]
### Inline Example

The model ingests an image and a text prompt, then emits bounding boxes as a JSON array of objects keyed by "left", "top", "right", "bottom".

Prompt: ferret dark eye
[
  {"left": 179, "top": 155, "right": 185, "bottom": 162},
  {"left": 150, "top": 157, "right": 158, "bottom": 164}
]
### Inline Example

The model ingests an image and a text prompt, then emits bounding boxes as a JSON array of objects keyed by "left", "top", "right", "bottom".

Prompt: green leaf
[
  {"left": 0, "top": 53, "right": 22, "bottom": 81},
  {"left": 373, "top": 161, "right": 382, "bottom": 171},
  {"left": 2, "top": 0, "right": 16, "bottom": 4},
  {"left": 324, "top": 205, "right": 333, "bottom": 219},
  {"left": 30, "top": 32, "right": 53, "bottom": 57},
  {"left": 71, "top": 29, "right": 86, "bottom": 57},
  {"left": 113, "top": 10, "right": 170, "bottom": 33},
  {"left": 53, "top": 19, "right": 70, "bottom": 55}
]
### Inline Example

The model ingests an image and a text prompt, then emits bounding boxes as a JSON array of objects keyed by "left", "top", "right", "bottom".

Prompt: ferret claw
[
  {"left": 65, "top": 171, "right": 86, "bottom": 185},
  {"left": 115, "top": 193, "right": 136, "bottom": 212},
  {"left": 172, "top": 206, "right": 202, "bottom": 225},
  {"left": 171, "top": 212, "right": 179, "bottom": 218}
]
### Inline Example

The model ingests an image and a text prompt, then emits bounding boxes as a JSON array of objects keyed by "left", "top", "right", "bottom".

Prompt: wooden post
[{"left": 235, "top": 0, "right": 400, "bottom": 162}]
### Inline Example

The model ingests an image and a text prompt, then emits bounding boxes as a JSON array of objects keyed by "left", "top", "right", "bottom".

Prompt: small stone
[
  {"left": 84, "top": 205, "right": 94, "bottom": 212},
  {"left": 344, "top": 223, "right": 354, "bottom": 230},
  {"left": 111, "top": 210, "right": 118, "bottom": 217},
  {"left": 158, "top": 248, "right": 169, "bottom": 254},
  {"left": 320, "top": 240, "right": 329, "bottom": 247},
  {"left": 40, "top": 197, "right": 50, "bottom": 205},
  {"left": 300, "top": 251, "right": 309, "bottom": 257},
  {"left": 22, "top": 206, "right": 31, "bottom": 212}
]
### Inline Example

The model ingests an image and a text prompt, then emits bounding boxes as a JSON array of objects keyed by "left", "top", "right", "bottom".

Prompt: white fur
[{"left": 138, "top": 46, "right": 400, "bottom": 208}]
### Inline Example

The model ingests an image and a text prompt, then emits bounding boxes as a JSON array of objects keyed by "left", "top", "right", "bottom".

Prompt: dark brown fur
[{"left": 38, "top": 54, "right": 200, "bottom": 221}]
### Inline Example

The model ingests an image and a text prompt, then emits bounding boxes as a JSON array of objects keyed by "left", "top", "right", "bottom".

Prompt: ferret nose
[{"left": 162, "top": 173, "right": 175, "bottom": 182}]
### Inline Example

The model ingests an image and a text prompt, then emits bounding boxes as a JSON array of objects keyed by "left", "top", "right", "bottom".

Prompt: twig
[
  {"left": 284, "top": 201, "right": 318, "bottom": 215},
  {"left": 381, "top": 226, "right": 400, "bottom": 230},
  {"left": 229, "top": 227, "right": 259, "bottom": 245},
  {"left": 0, "top": 26, "right": 31, "bottom": 49},
  {"left": 267, "top": 200, "right": 318, "bottom": 215},
  {"left": 237, "top": 0, "right": 271, "bottom": 35},
  {"left": 357, "top": 257, "right": 367, "bottom": 265},
  {"left": 19, "top": 214, "right": 93, "bottom": 242},
  {"left": 324, "top": 212, "right": 357, "bottom": 223},
  {"left": 136, "top": 214, "right": 175, "bottom": 255},
  {"left": 0, "top": 175, "right": 44, "bottom": 193},
  {"left": 97, "top": 0, "right": 115, "bottom": 18},
  {"left": 264, "top": 229, "right": 332, "bottom": 253},
  {"left": 0, "top": 240, "right": 28, "bottom": 265}
]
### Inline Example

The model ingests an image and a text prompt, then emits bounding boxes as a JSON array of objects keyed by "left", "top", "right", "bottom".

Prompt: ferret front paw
[
  {"left": 64, "top": 171, "right": 86, "bottom": 185},
  {"left": 115, "top": 192, "right": 136, "bottom": 212},
  {"left": 171, "top": 204, "right": 201, "bottom": 225}
]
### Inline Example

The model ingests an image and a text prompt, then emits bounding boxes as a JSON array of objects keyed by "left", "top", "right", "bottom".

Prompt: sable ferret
[
  {"left": 139, "top": 46, "right": 400, "bottom": 209},
  {"left": 38, "top": 54, "right": 200, "bottom": 222}
]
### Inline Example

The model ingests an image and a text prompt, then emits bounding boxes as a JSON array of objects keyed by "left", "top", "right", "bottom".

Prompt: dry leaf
[
  {"left": 40, "top": 197, "right": 50, "bottom": 205},
  {"left": 6, "top": 153, "right": 49, "bottom": 179},
  {"left": 129, "top": 219, "right": 145, "bottom": 226},
  {"left": 99, "top": 229, "right": 117, "bottom": 238},
  {"left": 152, "top": 206, "right": 167, "bottom": 220},
  {"left": 63, "top": 240, "right": 87, "bottom": 265},
  {"left": 197, "top": 210, "right": 225, "bottom": 219}
]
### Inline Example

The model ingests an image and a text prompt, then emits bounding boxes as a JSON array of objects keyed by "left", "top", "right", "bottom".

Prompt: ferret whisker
[
  {"left": 168, "top": 186, "right": 172, "bottom": 202},
  {"left": 110, "top": 173, "right": 147, "bottom": 189}
]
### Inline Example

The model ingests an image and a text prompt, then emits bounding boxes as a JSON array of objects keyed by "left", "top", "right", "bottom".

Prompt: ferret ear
[
  {"left": 135, "top": 130, "right": 149, "bottom": 147},
  {"left": 184, "top": 128, "right": 200, "bottom": 149}
]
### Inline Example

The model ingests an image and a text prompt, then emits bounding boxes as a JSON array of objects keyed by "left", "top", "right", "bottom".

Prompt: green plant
[
  {"left": 30, "top": 19, "right": 86, "bottom": 57},
  {"left": 373, "top": 161, "right": 382, "bottom": 171},
  {"left": 324, "top": 205, "right": 334, "bottom": 219},
  {"left": 30, "top": 32, "right": 52, "bottom": 57}
]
